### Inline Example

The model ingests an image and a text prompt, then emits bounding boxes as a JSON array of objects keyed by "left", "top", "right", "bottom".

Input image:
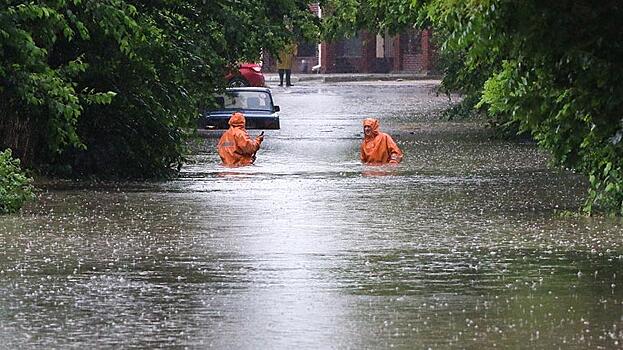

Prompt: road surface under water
[{"left": 1, "top": 80, "right": 622, "bottom": 349}]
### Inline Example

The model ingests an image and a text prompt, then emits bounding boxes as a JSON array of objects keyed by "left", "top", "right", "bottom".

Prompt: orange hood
[
  {"left": 363, "top": 118, "right": 380, "bottom": 139},
  {"left": 228, "top": 112, "right": 246, "bottom": 128}
]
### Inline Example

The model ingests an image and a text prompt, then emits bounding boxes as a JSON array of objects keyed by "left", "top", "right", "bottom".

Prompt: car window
[{"left": 219, "top": 91, "right": 273, "bottom": 111}]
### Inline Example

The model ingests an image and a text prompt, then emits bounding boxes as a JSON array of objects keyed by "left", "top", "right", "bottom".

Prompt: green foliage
[
  {"left": 325, "top": 0, "right": 623, "bottom": 215},
  {"left": 1, "top": 0, "right": 320, "bottom": 178},
  {"left": 472, "top": 1, "right": 623, "bottom": 215},
  {"left": 321, "top": 0, "right": 428, "bottom": 39},
  {"left": 0, "top": 149, "right": 35, "bottom": 214}
]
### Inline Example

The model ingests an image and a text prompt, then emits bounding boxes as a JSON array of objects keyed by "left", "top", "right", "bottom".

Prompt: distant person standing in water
[
  {"left": 277, "top": 41, "right": 297, "bottom": 87},
  {"left": 360, "top": 118, "right": 403, "bottom": 164},
  {"left": 217, "top": 112, "right": 264, "bottom": 166}
]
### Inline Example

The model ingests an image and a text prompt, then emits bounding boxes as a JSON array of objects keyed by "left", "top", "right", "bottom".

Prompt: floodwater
[{"left": 1, "top": 80, "right": 622, "bottom": 349}]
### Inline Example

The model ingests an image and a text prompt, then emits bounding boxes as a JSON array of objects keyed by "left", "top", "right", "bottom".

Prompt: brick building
[
  {"left": 318, "top": 28, "right": 434, "bottom": 74},
  {"left": 265, "top": 4, "right": 436, "bottom": 74}
]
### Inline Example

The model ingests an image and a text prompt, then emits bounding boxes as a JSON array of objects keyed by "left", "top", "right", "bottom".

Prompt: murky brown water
[{"left": 1, "top": 80, "right": 622, "bottom": 349}]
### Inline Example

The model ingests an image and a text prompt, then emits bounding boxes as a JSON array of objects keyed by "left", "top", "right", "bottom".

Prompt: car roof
[{"left": 223, "top": 87, "right": 272, "bottom": 94}]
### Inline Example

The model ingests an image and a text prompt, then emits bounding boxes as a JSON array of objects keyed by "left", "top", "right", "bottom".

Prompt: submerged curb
[{"left": 264, "top": 73, "right": 442, "bottom": 84}]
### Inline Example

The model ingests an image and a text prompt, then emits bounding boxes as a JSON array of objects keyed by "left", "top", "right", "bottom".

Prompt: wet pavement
[{"left": 1, "top": 80, "right": 623, "bottom": 349}]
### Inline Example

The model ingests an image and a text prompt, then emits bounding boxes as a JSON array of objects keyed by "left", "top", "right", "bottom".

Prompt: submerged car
[
  {"left": 225, "top": 63, "right": 265, "bottom": 87},
  {"left": 199, "top": 87, "right": 280, "bottom": 130}
]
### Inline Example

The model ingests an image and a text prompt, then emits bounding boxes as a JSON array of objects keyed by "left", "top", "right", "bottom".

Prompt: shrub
[{"left": 0, "top": 149, "right": 35, "bottom": 214}]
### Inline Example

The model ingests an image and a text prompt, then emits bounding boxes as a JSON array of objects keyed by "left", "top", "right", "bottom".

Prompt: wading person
[
  {"left": 217, "top": 112, "right": 264, "bottom": 166},
  {"left": 360, "top": 118, "right": 403, "bottom": 164},
  {"left": 277, "top": 41, "right": 297, "bottom": 87}
]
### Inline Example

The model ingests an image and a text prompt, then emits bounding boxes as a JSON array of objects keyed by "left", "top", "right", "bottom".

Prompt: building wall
[
  {"left": 322, "top": 28, "right": 435, "bottom": 74},
  {"left": 263, "top": 3, "right": 435, "bottom": 74}
]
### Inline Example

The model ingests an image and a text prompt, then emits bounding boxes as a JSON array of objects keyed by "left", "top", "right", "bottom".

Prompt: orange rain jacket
[
  {"left": 217, "top": 112, "right": 263, "bottom": 166},
  {"left": 360, "top": 118, "right": 403, "bottom": 164}
]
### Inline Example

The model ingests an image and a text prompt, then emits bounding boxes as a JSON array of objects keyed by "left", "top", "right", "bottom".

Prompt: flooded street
[{"left": 2, "top": 80, "right": 623, "bottom": 349}]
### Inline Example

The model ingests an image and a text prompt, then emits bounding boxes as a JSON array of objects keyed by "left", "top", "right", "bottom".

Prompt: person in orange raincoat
[
  {"left": 360, "top": 118, "right": 403, "bottom": 164},
  {"left": 217, "top": 112, "right": 264, "bottom": 166}
]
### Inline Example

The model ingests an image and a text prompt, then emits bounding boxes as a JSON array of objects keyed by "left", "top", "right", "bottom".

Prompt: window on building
[
  {"left": 402, "top": 29, "right": 422, "bottom": 55},
  {"left": 297, "top": 40, "right": 316, "bottom": 57},
  {"left": 377, "top": 31, "right": 396, "bottom": 58},
  {"left": 376, "top": 34, "right": 384, "bottom": 58},
  {"left": 385, "top": 34, "right": 395, "bottom": 58},
  {"left": 338, "top": 33, "right": 362, "bottom": 57}
]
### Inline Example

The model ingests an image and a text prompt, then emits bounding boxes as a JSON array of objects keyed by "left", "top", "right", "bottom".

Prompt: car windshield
[{"left": 216, "top": 91, "right": 273, "bottom": 111}]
